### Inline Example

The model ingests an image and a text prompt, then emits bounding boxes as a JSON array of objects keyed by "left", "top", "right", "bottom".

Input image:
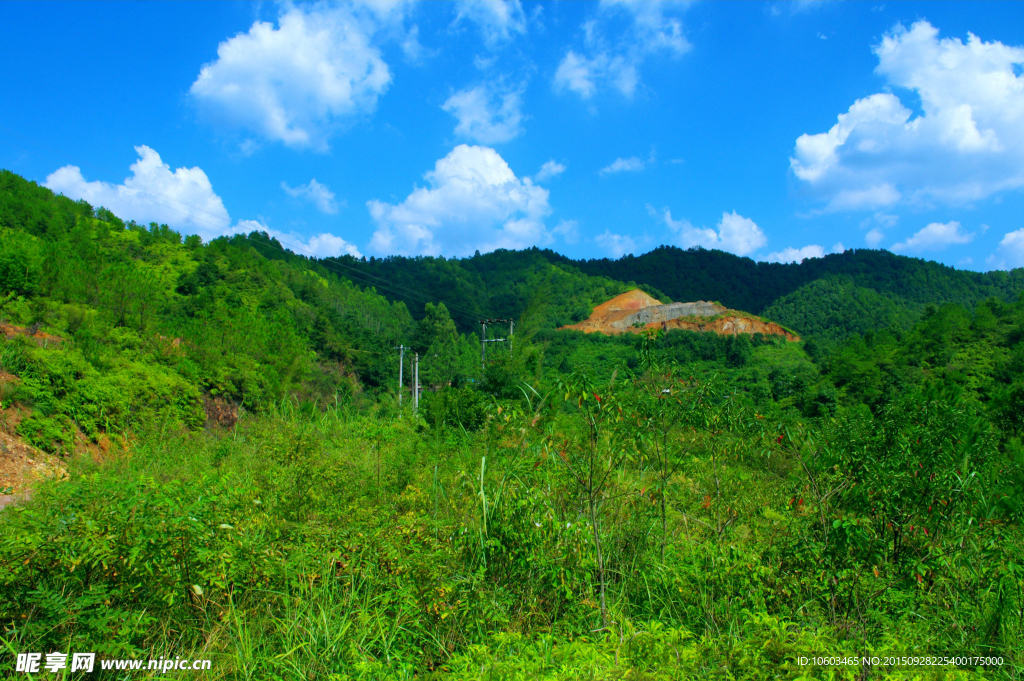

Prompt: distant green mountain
[
  {"left": 329, "top": 249, "right": 669, "bottom": 335},
  {"left": 562, "top": 245, "right": 1024, "bottom": 317},
  {"left": 761, "top": 277, "right": 919, "bottom": 345},
  {"left": 341, "top": 245, "right": 1023, "bottom": 342},
  {"left": 5, "top": 164, "right": 1023, "bottom": 371}
]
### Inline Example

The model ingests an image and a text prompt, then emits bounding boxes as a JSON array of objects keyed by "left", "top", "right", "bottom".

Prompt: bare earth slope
[{"left": 561, "top": 290, "right": 799, "bottom": 340}]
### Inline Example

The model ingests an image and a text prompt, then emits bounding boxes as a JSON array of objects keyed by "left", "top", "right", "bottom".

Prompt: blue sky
[{"left": 2, "top": 1, "right": 1022, "bottom": 270}]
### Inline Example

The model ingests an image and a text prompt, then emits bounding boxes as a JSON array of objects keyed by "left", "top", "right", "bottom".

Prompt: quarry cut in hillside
[{"left": 561, "top": 290, "right": 799, "bottom": 340}]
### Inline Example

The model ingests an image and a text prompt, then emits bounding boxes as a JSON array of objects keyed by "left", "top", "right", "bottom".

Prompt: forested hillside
[
  {"left": 566, "top": 245, "right": 1024, "bottom": 317},
  {"left": 329, "top": 249, "right": 669, "bottom": 334},
  {"left": 337, "top": 244, "right": 1024, "bottom": 345},
  {"left": 0, "top": 169, "right": 417, "bottom": 401},
  {"left": 2, "top": 169, "right": 1023, "bottom": 678}
]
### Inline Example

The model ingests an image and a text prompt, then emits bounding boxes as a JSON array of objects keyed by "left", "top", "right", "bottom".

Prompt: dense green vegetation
[
  {"left": 330, "top": 243, "right": 1024, "bottom": 346},
  {"left": 329, "top": 249, "right": 669, "bottom": 335},
  {"left": 567, "top": 245, "right": 1024, "bottom": 323},
  {"left": 1, "top": 170, "right": 1023, "bottom": 678}
]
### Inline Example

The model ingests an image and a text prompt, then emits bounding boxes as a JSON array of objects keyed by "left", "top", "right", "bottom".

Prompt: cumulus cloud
[
  {"left": 600, "top": 156, "right": 645, "bottom": 175},
  {"left": 986, "top": 228, "right": 1024, "bottom": 269},
  {"left": 860, "top": 212, "right": 898, "bottom": 246},
  {"left": 553, "top": 219, "right": 580, "bottom": 244},
  {"left": 659, "top": 208, "right": 768, "bottom": 257},
  {"left": 534, "top": 160, "right": 566, "bottom": 182},
  {"left": 442, "top": 84, "right": 524, "bottom": 144},
  {"left": 233, "top": 220, "right": 362, "bottom": 258},
  {"left": 824, "top": 184, "right": 902, "bottom": 212},
  {"left": 454, "top": 0, "right": 526, "bottom": 46},
  {"left": 861, "top": 212, "right": 900, "bottom": 229},
  {"left": 553, "top": 1, "right": 691, "bottom": 100},
  {"left": 891, "top": 220, "right": 975, "bottom": 252},
  {"left": 368, "top": 144, "right": 552, "bottom": 256},
  {"left": 281, "top": 178, "right": 340, "bottom": 214},
  {"left": 43, "top": 146, "right": 361, "bottom": 256},
  {"left": 791, "top": 21, "right": 1024, "bottom": 210},
  {"left": 554, "top": 51, "right": 638, "bottom": 99},
  {"left": 44, "top": 146, "right": 231, "bottom": 239},
  {"left": 190, "top": 4, "right": 402, "bottom": 151},
  {"left": 764, "top": 245, "right": 826, "bottom": 264},
  {"left": 596, "top": 230, "right": 638, "bottom": 258}
]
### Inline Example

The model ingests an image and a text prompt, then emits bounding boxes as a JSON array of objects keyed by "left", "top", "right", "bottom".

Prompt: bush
[{"left": 421, "top": 385, "right": 489, "bottom": 431}]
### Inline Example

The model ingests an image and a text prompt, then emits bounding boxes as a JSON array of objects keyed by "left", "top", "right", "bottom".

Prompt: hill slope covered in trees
[{"left": 340, "top": 244, "right": 1023, "bottom": 344}]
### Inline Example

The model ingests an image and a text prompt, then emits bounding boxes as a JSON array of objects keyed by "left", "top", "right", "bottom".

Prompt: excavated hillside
[{"left": 561, "top": 290, "right": 799, "bottom": 340}]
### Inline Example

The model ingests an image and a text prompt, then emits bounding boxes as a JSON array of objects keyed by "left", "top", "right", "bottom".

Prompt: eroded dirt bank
[{"left": 560, "top": 290, "right": 799, "bottom": 340}]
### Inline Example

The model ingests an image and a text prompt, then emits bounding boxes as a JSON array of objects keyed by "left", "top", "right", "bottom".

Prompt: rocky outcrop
[
  {"left": 562, "top": 290, "right": 662, "bottom": 334},
  {"left": 656, "top": 315, "right": 799, "bottom": 341},
  {"left": 609, "top": 300, "right": 727, "bottom": 330},
  {"left": 560, "top": 290, "right": 799, "bottom": 341}
]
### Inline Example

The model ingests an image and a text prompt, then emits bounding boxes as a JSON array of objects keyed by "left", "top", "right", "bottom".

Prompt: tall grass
[{"left": 1, "top": 389, "right": 1021, "bottom": 679}]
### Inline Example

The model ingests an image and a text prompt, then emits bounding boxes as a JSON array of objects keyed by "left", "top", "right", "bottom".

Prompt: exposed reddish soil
[
  {"left": 656, "top": 315, "right": 799, "bottom": 340},
  {"left": 0, "top": 412, "right": 68, "bottom": 511},
  {"left": 204, "top": 395, "right": 239, "bottom": 429},
  {"left": 0, "top": 322, "right": 64, "bottom": 346},
  {"left": 560, "top": 290, "right": 799, "bottom": 341},
  {"left": 564, "top": 289, "right": 664, "bottom": 333}
]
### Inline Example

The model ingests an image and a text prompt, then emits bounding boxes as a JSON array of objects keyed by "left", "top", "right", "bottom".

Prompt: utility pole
[
  {"left": 480, "top": 321, "right": 487, "bottom": 370},
  {"left": 395, "top": 345, "right": 406, "bottom": 415},
  {"left": 414, "top": 352, "right": 419, "bottom": 414},
  {"left": 479, "top": 318, "right": 515, "bottom": 369}
]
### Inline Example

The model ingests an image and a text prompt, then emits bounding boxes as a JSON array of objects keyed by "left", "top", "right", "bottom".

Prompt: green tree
[{"left": 414, "top": 302, "right": 462, "bottom": 386}]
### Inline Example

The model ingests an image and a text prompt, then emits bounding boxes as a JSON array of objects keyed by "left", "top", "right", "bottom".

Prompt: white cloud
[
  {"left": 399, "top": 24, "right": 425, "bottom": 63},
  {"left": 864, "top": 212, "right": 900, "bottom": 229},
  {"left": 454, "top": 0, "right": 526, "bottom": 46},
  {"left": 281, "top": 178, "right": 340, "bottom": 214},
  {"left": 861, "top": 212, "right": 898, "bottom": 246},
  {"left": 660, "top": 208, "right": 767, "bottom": 257},
  {"left": 553, "top": 219, "right": 580, "bottom": 244},
  {"left": 442, "top": 84, "right": 524, "bottom": 144},
  {"left": 44, "top": 146, "right": 231, "bottom": 239},
  {"left": 553, "top": 1, "right": 691, "bottom": 100},
  {"left": 602, "top": 1, "right": 691, "bottom": 55},
  {"left": 791, "top": 21, "right": 1024, "bottom": 210},
  {"left": 190, "top": 4, "right": 399, "bottom": 151},
  {"left": 368, "top": 144, "right": 552, "bottom": 256},
  {"left": 986, "top": 228, "right": 1024, "bottom": 269},
  {"left": 824, "top": 184, "right": 902, "bottom": 212},
  {"left": 43, "top": 146, "right": 362, "bottom": 256},
  {"left": 769, "top": 0, "right": 828, "bottom": 16},
  {"left": 554, "top": 50, "right": 638, "bottom": 99},
  {"left": 554, "top": 51, "right": 596, "bottom": 98},
  {"left": 232, "top": 220, "right": 362, "bottom": 258},
  {"left": 832, "top": 242, "right": 846, "bottom": 253},
  {"left": 892, "top": 220, "right": 975, "bottom": 252},
  {"left": 764, "top": 244, "right": 826, "bottom": 264},
  {"left": 534, "top": 160, "right": 566, "bottom": 182},
  {"left": 595, "top": 230, "right": 637, "bottom": 257},
  {"left": 600, "top": 156, "right": 644, "bottom": 175}
]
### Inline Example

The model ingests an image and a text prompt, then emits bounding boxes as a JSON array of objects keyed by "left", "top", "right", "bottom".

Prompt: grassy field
[{"left": 2, "top": 370, "right": 1020, "bottom": 679}]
